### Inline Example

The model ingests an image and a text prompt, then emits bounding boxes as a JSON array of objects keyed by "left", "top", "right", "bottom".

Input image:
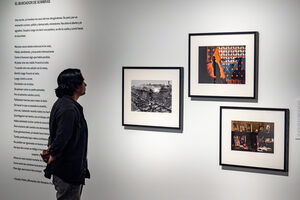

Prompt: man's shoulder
[{"left": 53, "top": 97, "right": 78, "bottom": 113}]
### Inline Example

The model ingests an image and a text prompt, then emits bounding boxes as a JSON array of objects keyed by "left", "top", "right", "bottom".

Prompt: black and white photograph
[
  {"left": 131, "top": 80, "right": 172, "bottom": 113},
  {"left": 220, "top": 106, "right": 289, "bottom": 172},
  {"left": 123, "top": 67, "right": 183, "bottom": 129}
]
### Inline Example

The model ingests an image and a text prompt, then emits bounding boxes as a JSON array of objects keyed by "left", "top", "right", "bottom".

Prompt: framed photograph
[
  {"left": 220, "top": 106, "right": 289, "bottom": 172},
  {"left": 122, "top": 67, "right": 183, "bottom": 129},
  {"left": 189, "top": 32, "right": 259, "bottom": 99}
]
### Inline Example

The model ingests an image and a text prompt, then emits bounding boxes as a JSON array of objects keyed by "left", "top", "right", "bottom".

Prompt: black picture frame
[
  {"left": 220, "top": 106, "right": 289, "bottom": 172},
  {"left": 189, "top": 32, "right": 259, "bottom": 100},
  {"left": 122, "top": 67, "right": 183, "bottom": 130}
]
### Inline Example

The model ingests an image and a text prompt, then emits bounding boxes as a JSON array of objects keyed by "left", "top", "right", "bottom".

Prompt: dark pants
[{"left": 53, "top": 175, "right": 83, "bottom": 200}]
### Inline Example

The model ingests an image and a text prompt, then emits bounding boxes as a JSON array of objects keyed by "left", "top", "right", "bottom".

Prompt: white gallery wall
[{"left": 0, "top": 0, "right": 300, "bottom": 200}]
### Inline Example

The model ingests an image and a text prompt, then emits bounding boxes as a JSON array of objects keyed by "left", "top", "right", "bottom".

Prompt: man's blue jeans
[{"left": 52, "top": 175, "right": 83, "bottom": 200}]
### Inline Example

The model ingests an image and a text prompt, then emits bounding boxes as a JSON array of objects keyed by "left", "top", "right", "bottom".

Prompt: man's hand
[{"left": 48, "top": 155, "right": 55, "bottom": 164}]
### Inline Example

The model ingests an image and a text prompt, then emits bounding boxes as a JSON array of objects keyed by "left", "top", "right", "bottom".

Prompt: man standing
[{"left": 44, "top": 68, "right": 90, "bottom": 200}]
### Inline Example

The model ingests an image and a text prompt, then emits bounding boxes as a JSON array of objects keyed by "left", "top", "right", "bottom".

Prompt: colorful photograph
[
  {"left": 198, "top": 46, "right": 246, "bottom": 84},
  {"left": 131, "top": 80, "right": 172, "bottom": 113},
  {"left": 220, "top": 106, "right": 288, "bottom": 171},
  {"left": 231, "top": 121, "right": 274, "bottom": 153}
]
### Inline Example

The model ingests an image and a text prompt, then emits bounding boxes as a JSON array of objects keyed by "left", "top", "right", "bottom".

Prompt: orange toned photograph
[{"left": 198, "top": 46, "right": 246, "bottom": 84}]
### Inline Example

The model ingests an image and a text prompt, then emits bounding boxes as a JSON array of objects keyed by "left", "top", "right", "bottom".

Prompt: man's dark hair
[{"left": 55, "top": 68, "right": 84, "bottom": 98}]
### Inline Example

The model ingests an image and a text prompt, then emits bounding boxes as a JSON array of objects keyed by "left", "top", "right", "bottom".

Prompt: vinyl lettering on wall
[
  {"left": 13, "top": 44, "right": 52, "bottom": 184},
  {"left": 12, "top": 13, "right": 85, "bottom": 184}
]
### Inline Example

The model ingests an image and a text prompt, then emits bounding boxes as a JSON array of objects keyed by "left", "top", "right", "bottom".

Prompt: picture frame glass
[
  {"left": 189, "top": 32, "right": 258, "bottom": 99},
  {"left": 123, "top": 67, "right": 182, "bottom": 129},
  {"left": 220, "top": 107, "right": 289, "bottom": 171}
]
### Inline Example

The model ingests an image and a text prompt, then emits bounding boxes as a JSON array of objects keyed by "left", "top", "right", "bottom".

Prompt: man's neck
[{"left": 72, "top": 93, "right": 80, "bottom": 101}]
